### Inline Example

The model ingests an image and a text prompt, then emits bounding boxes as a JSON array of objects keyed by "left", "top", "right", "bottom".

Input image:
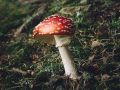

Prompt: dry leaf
[
  {"left": 101, "top": 74, "right": 110, "bottom": 80},
  {"left": 91, "top": 40, "right": 103, "bottom": 48}
]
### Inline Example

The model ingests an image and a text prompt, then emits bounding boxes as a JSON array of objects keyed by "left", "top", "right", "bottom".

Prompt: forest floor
[{"left": 0, "top": 0, "right": 120, "bottom": 90}]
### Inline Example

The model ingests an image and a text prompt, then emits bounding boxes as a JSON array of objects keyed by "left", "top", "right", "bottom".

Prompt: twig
[
  {"left": 14, "top": 3, "right": 47, "bottom": 37},
  {"left": 12, "top": 68, "right": 28, "bottom": 75},
  {"left": 6, "top": 86, "right": 21, "bottom": 90},
  {"left": 0, "top": 67, "right": 32, "bottom": 76}
]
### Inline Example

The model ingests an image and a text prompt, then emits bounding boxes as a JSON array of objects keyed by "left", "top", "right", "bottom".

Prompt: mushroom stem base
[
  {"left": 58, "top": 46, "right": 78, "bottom": 79},
  {"left": 54, "top": 35, "right": 78, "bottom": 79}
]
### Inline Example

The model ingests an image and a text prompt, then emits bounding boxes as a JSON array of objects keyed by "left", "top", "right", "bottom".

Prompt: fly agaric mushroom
[{"left": 32, "top": 15, "right": 78, "bottom": 79}]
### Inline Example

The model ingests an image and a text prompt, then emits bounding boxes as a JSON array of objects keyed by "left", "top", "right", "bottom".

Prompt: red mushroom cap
[{"left": 32, "top": 15, "right": 75, "bottom": 37}]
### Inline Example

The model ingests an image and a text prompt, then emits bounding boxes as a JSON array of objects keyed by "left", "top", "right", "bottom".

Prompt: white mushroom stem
[{"left": 54, "top": 35, "right": 78, "bottom": 79}]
